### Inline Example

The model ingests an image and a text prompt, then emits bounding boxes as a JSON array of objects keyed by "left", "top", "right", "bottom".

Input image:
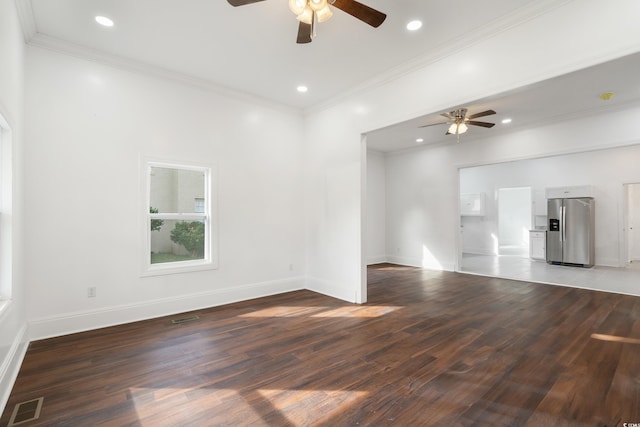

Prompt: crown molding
[
  {"left": 383, "top": 99, "right": 640, "bottom": 157},
  {"left": 26, "top": 33, "right": 302, "bottom": 117},
  {"left": 16, "top": 0, "right": 570, "bottom": 117},
  {"left": 13, "top": 0, "right": 36, "bottom": 42},
  {"left": 305, "top": 0, "right": 573, "bottom": 115},
  {"left": 14, "top": 0, "right": 298, "bottom": 114}
]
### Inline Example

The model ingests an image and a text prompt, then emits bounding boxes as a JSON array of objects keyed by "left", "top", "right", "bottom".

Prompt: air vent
[
  {"left": 8, "top": 397, "right": 43, "bottom": 426},
  {"left": 171, "top": 315, "right": 199, "bottom": 324}
]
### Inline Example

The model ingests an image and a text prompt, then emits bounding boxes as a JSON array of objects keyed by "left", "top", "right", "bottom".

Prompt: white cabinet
[
  {"left": 460, "top": 193, "right": 485, "bottom": 216},
  {"left": 530, "top": 230, "right": 546, "bottom": 261},
  {"left": 533, "top": 190, "right": 547, "bottom": 215},
  {"left": 546, "top": 185, "right": 593, "bottom": 199}
]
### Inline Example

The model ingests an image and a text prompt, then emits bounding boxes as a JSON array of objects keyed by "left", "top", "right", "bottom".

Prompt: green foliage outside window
[
  {"left": 150, "top": 207, "right": 164, "bottom": 232},
  {"left": 170, "top": 221, "right": 205, "bottom": 257}
]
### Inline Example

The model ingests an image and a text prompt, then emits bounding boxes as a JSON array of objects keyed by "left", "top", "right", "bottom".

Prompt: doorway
[
  {"left": 498, "top": 187, "right": 532, "bottom": 257},
  {"left": 625, "top": 183, "right": 640, "bottom": 264}
]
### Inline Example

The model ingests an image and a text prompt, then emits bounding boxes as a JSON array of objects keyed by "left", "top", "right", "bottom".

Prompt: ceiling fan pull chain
[{"left": 312, "top": 10, "right": 317, "bottom": 38}]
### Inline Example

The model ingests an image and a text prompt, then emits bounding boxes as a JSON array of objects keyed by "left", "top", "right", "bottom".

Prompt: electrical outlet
[{"left": 87, "top": 287, "right": 97, "bottom": 298}]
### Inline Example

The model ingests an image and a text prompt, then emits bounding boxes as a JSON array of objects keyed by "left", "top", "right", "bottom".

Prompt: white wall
[
  {"left": 384, "top": 106, "right": 640, "bottom": 279},
  {"left": 460, "top": 142, "right": 640, "bottom": 267},
  {"left": 304, "top": 113, "right": 364, "bottom": 302},
  {"left": 0, "top": 0, "right": 27, "bottom": 411},
  {"left": 365, "top": 150, "right": 386, "bottom": 265},
  {"left": 305, "top": 0, "right": 640, "bottom": 302},
  {"left": 497, "top": 187, "right": 531, "bottom": 251},
  {"left": 2, "top": 0, "right": 639, "bottom": 405},
  {"left": 24, "top": 46, "right": 307, "bottom": 339},
  {"left": 384, "top": 143, "right": 458, "bottom": 270}
]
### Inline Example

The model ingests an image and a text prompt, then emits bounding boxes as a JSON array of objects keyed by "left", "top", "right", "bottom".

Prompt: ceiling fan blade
[
  {"left": 419, "top": 121, "right": 448, "bottom": 128},
  {"left": 330, "top": 0, "right": 387, "bottom": 27},
  {"left": 440, "top": 113, "right": 455, "bottom": 120},
  {"left": 226, "top": 0, "right": 266, "bottom": 6},
  {"left": 467, "top": 121, "right": 495, "bottom": 128},
  {"left": 297, "top": 21, "right": 312, "bottom": 44},
  {"left": 467, "top": 109, "right": 496, "bottom": 120}
]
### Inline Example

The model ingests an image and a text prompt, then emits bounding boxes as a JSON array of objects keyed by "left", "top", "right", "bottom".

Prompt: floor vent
[
  {"left": 171, "top": 315, "right": 199, "bottom": 324},
  {"left": 8, "top": 397, "right": 43, "bottom": 426}
]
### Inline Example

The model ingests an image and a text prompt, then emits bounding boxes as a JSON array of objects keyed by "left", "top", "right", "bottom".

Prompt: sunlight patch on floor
[
  {"left": 239, "top": 306, "right": 328, "bottom": 318},
  {"left": 310, "top": 305, "right": 402, "bottom": 318},
  {"left": 128, "top": 387, "right": 368, "bottom": 425},
  {"left": 239, "top": 306, "right": 402, "bottom": 318},
  {"left": 257, "top": 389, "right": 368, "bottom": 423},
  {"left": 129, "top": 387, "right": 257, "bottom": 424},
  {"left": 591, "top": 333, "right": 640, "bottom": 345}
]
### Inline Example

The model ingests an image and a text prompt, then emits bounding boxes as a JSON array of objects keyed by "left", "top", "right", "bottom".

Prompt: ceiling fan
[
  {"left": 420, "top": 108, "right": 496, "bottom": 136},
  {"left": 226, "top": 0, "right": 387, "bottom": 44}
]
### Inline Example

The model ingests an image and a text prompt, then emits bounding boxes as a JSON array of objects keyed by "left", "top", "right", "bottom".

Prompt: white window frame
[
  {"left": 141, "top": 158, "right": 218, "bottom": 276},
  {"left": 194, "top": 197, "right": 205, "bottom": 214}
]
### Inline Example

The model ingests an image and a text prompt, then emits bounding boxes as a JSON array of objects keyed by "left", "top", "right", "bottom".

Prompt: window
[
  {"left": 143, "top": 160, "right": 216, "bottom": 275},
  {"left": 194, "top": 198, "right": 205, "bottom": 214}
]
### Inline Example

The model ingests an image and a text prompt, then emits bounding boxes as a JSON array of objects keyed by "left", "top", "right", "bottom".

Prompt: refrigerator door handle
[{"left": 561, "top": 205, "right": 566, "bottom": 242}]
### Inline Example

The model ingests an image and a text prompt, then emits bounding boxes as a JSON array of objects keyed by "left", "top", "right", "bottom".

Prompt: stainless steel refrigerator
[{"left": 547, "top": 197, "right": 595, "bottom": 267}]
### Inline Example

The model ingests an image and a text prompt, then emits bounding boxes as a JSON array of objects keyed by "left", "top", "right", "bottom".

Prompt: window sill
[{"left": 141, "top": 260, "right": 218, "bottom": 277}]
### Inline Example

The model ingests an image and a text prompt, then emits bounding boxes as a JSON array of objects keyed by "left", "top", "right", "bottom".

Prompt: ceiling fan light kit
[
  {"left": 419, "top": 108, "right": 497, "bottom": 142},
  {"left": 228, "top": 0, "right": 386, "bottom": 44},
  {"left": 448, "top": 122, "right": 468, "bottom": 135},
  {"left": 315, "top": 5, "right": 334, "bottom": 22},
  {"left": 288, "top": 0, "right": 307, "bottom": 15},
  {"left": 291, "top": 0, "right": 332, "bottom": 24},
  {"left": 296, "top": 6, "right": 314, "bottom": 24}
]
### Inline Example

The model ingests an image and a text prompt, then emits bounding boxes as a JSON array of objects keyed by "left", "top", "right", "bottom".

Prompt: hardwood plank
[{"left": 2, "top": 263, "right": 639, "bottom": 426}]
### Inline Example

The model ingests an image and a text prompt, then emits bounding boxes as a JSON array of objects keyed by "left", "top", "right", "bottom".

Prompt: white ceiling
[
  {"left": 19, "top": 0, "right": 640, "bottom": 152},
  {"left": 366, "top": 52, "right": 640, "bottom": 152},
  {"left": 24, "top": 0, "right": 537, "bottom": 109}
]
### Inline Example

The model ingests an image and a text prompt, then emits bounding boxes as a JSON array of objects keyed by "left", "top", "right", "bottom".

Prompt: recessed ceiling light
[
  {"left": 297, "top": 85, "right": 308, "bottom": 93},
  {"left": 95, "top": 16, "right": 115, "bottom": 27},
  {"left": 501, "top": 118, "right": 512, "bottom": 124},
  {"left": 416, "top": 138, "right": 424, "bottom": 143},
  {"left": 407, "top": 20, "right": 422, "bottom": 31}
]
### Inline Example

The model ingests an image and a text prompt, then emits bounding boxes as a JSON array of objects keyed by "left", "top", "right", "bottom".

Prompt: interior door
[
  {"left": 629, "top": 184, "right": 640, "bottom": 261},
  {"left": 498, "top": 187, "right": 532, "bottom": 256}
]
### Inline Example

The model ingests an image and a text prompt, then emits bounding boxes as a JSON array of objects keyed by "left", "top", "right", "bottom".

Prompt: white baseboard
[
  {"left": 385, "top": 255, "right": 455, "bottom": 272},
  {"left": 385, "top": 255, "right": 422, "bottom": 268},
  {"left": 366, "top": 255, "right": 387, "bottom": 265},
  {"left": 306, "top": 276, "right": 357, "bottom": 303},
  {"left": 463, "top": 247, "right": 495, "bottom": 256},
  {"left": 29, "top": 277, "right": 306, "bottom": 341},
  {"left": 0, "top": 324, "right": 28, "bottom": 414},
  {"left": 595, "top": 258, "right": 621, "bottom": 268}
]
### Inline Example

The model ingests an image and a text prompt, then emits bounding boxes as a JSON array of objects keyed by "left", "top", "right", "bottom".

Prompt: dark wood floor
[{"left": 2, "top": 264, "right": 639, "bottom": 426}]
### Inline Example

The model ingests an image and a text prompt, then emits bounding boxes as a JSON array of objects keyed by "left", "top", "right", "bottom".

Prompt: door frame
[
  {"left": 623, "top": 182, "right": 640, "bottom": 265},
  {"left": 497, "top": 186, "right": 532, "bottom": 256}
]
